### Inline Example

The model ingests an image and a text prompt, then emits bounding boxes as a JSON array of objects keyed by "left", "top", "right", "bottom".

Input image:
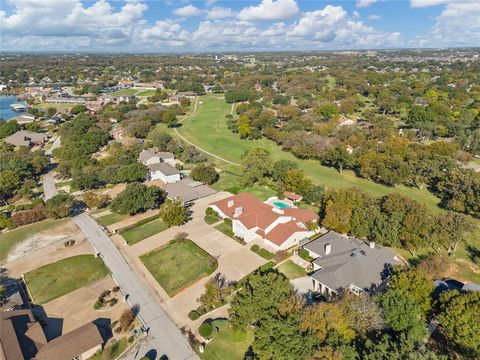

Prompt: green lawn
[
  {"left": 176, "top": 94, "right": 442, "bottom": 213},
  {"left": 140, "top": 239, "right": 217, "bottom": 297},
  {"left": 204, "top": 214, "right": 220, "bottom": 225},
  {"left": 136, "top": 89, "right": 156, "bottom": 96},
  {"left": 97, "top": 213, "right": 129, "bottom": 226},
  {"left": 277, "top": 260, "right": 307, "bottom": 280},
  {"left": 0, "top": 219, "right": 64, "bottom": 263},
  {"left": 121, "top": 218, "right": 168, "bottom": 245},
  {"left": 201, "top": 327, "right": 253, "bottom": 360},
  {"left": 108, "top": 89, "right": 138, "bottom": 96},
  {"left": 90, "top": 338, "right": 129, "bottom": 360},
  {"left": 24, "top": 255, "right": 109, "bottom": 304}
]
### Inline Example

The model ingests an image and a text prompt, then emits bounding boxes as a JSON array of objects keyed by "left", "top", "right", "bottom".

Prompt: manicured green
[
  {"left": 0, "top": 219, "right": 64, "bottom": 263},
  {"left": 97, "top": 213, "right": 129, "bottom": 226},
  {"left": 204, "top": 215, "right": 220, "bottom": 225},
  {"left": 108, "top": 89, "right": 138, "bottom": 96},
  {"left": 136, "top": 89, "right": 156, "bottom": 96},
  {"left": 201, "top": 327, "right": 253, "bottom": 360},
  {"left": 24, "top": 255, "right": 109, "bottom": 304},
  {"left": 140, "top": 240, "right": 217, "bottom": 297},
  {"left": 277, "top": 260, "right": 307, "bottom": 280},
  {"left": 121, "top": 218, "right": 168, "bottom": 245},
  {"left": 177, "top": 94, "right": 442, "bottom": 213}
]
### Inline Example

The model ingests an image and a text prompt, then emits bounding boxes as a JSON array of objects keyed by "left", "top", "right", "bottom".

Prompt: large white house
[
  {"left": 209, "top": 193, "right": 319, "bottom": 250},
  {"left": 147, "top": 163, "right": 181, "bottom": 183}
]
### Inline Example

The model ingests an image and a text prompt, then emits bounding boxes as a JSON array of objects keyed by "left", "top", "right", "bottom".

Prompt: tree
[
  {"left": 190, "top": 163, "right": 218, "bottom": 184},
  {"left": 438, "top": 290, "right": 480, "bottom": 357},
  {"left": 70, "top": 104, "right": 87, "bottom": 115},
  {"left": 0, "top": 212, "right": 15, "bottom": 230},
  {"left": 380, "top": 289, "right": 428, "bottom": 344},
  {"left": 0, "top": 170, "right": 20, "bottom": 203},
  {"left": 237, "top": 114, "right": 252, "bottom": 139},
  {"left": 389, "top": 269, "right": 434, "bottom": 314},
  {"left": 229, "top": 270, "right": 293, "bottom": 329},
  {"left": 83, "top": 191, "right": 110, "bottom": 209},
  {"left": 316, "top": 102, "right": 339, "bottom": 120},
  {"left": 158, "top": 198, "right": 188, "bottom": 226},
  {"left": 272, "top": 160, "right": 298, "bottom": 182},
  {"left": 45, "top": 193, "right": 75, "bottom": 219},
  {"left": 162, "top": 108, "right": 178, "bottom": 127},
  {"left": 240, "top": 148, "right": 273, "bottom": 188},
  {"left": 301, "top": 302, "right": 355, "bottom": 343},
  {"left": 342, "top": 293, "right": 384, "bottom": 336},
  {"left": 110, "top": 183, "right": 165, "bottom": 215},
  {"left": 282, "top": 169, "right": 311, "bottom": 193},
  {"left": 197, "top": 273, "right": 234, "bottom": 308},
  {"left": 0, "top": 120, "right": 20, "bottom": 139}
]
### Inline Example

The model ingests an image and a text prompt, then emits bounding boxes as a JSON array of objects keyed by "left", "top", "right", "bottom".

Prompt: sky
[{"left": 0, "top": 0, "right": 479, "bottom": 52}]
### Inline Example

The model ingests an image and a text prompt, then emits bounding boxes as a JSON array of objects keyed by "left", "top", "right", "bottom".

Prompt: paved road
[
  {"left": 73, "top": 214, "right": 198, "bottom": 360},
  {"left": 46, "top": 136, "right": 61, "bottom": 156},
  {"left": 43, "top": 173, "right": 57, "bottom": 200}
]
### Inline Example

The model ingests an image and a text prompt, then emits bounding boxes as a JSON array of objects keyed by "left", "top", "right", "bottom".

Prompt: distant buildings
[
  {"left": 209, "top": 193, "right": 319, "bottom": 250},
  {"left": 303, "top": 231, "right": 402, "bottom": 296}
]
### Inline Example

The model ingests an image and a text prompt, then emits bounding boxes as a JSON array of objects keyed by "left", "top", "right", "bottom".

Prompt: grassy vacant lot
[
  {"left": 277, "top": 260, "right": 307, "bottom": 280},
  {"left": 24, "top": 254, "right": 109, "bottom": 304},
  {"left": 140, "top": 240, "right": 217, "bottom": 297},
  {"left": 121, "top": 218, "right": 168, "bottom": 245},
  {"left": 97, "top": 213, "right": 129, "bottom": 227},
  {"left": 201, "top": 327, "right": 253, "bottom": 360},
  {"left": 177, "top": 94, "right": 442, "bottom": 213},
  {"left": 0, "top": 219, "right": 64, "bottom": 263}
]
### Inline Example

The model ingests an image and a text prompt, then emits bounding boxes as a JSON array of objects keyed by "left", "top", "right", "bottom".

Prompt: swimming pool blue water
[{"left": 273, "top": 201, "right": 291, "bottom": 209}]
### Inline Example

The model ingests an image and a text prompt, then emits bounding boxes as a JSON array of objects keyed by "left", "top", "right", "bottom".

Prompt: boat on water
[{"left": 10, "top": 103, "right": 28, "bottom": 112}]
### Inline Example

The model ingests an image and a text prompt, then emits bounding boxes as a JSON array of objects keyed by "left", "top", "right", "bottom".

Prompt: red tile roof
[
  {"left": 283, "top": 191, "right": 303, "bottom": 201},
  {"left": 211, "top": 193, "right": 318, "bottom": 246}
]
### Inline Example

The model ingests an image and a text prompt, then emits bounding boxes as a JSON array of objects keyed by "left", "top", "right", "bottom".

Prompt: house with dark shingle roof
[
  {"left": 0, "top": 309, "right": 104, "bottom": 360},
  {"left": 209, "top": 193, "right": 319, "bottom": 250},
  {"left": 303, "top": 231, "right": 402, "bottom": 296},
  {"left": 3, "top": 131, "right": 47, "bottom": 148}
]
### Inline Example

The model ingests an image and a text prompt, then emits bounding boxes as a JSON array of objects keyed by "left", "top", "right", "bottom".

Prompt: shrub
[
  {"left": 119, "top": 309, "right": 135, "bottom": 330},
  {"left": 224, "top": 218, "right": 232, "bottom": 226},
  {"left": 12, "top": 205, "right": 46, "bottom": 227},
  {"left": 199, "top": 321, "right": 213, "bottom": 338},
  {"left": 250, "top": 244, "right": 260, "bottom": 252},
  {"left": 196, "top": 306, "right": 207, "bottom": 316},
  {"left": 93, "top": 300, "right": 103, "bottom": 310},
  {"left": 188, "top": 310, "right": 200, "bottom": 320},
  {"left": 174, "top": 232, "right": 189, "bottom": 241}
]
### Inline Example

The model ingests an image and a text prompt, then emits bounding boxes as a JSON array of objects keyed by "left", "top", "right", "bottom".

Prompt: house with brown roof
[
  {"left": 0, "top": 309, "right": 104, "bottom": 360},
  {"left": 3, "top": 131, "right": 47, "bottom": 148},
  {"left": 209, "top": 193, "right": 319, "bottom": 250}
]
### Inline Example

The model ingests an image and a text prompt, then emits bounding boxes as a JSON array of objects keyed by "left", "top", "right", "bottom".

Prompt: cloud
[
  {"left": 172, "top": 4, "right": 201, "bottom": 17},
  {"left": 205, "top": 6, "right": 236, "bottom": 19},
  {"left": 368, "top": 14, "right": 381, "bottom": 20},
  {"left": 410, "top": 0, "right": 448, "bottom": 7},
  {"left": 356, "top": 0, "right": 378, "bottom": 8},
  {"left": 237, "top": 0, "right": 299, "bottom": 21},
  {"left": 412, "top": 1, "right": 480, "bottom": 47}
]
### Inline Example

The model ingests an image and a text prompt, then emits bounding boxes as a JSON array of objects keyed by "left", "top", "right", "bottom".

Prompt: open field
[
  {"left": 140, "top": 239, "right": 217, "bottom": 297},
  {"left": 121, "top": 218, "right": 168, "bottom": 245},
  {"left": 0, "top": 219, "right": 65, "bottom": 263},
  {"left": 24, "top": 254, "right": 109, "bottom": 304},
  {"left": 136, "top": 89, "right": 156, "bottom": 96},
  {"left": 176, "top": 94, "right": 442, "bottom": 213},
  {"left": 277, "top": 260, "right": 307, "bottom": 279},
  {"left": 108, "top": 88, "right": 137, "bottom": 96},
  {"left": 97, "top": 213, "right": 129, "bottom": 227},
  {"left": 201, "top": 327, "right": 253, "bottom": 360}
]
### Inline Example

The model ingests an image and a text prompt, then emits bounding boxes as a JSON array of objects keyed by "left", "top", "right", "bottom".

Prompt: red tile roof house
[{"left": 209, "top": 193, "right": 319, "bottom": 251}]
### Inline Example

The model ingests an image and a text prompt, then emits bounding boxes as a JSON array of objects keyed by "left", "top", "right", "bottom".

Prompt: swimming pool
[{"left": 273, "top": 201, "right": 292, "bottom": 209}]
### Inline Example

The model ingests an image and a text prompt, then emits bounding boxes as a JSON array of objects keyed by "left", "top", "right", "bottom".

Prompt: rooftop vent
[
  {"left": 227, "top": 200, "right": 234, "bottom": 208},
  {"left": 234, "top": 207, "right": 243, "bottom": 218},
  {"left": 325, "top": 243, "right": 332, "bottom": 255}
]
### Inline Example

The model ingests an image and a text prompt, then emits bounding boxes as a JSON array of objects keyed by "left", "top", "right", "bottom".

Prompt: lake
[{"left": 0, "top": 95, "right": 27, "bottom": 121}]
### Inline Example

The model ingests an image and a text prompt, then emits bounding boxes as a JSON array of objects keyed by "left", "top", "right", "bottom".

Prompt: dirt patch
[
  {"left": 6, "top": 220, "right": 81, "bottom": 263},
  {"left": 101, "top": 183, "right": 127, "bottom": 199}
]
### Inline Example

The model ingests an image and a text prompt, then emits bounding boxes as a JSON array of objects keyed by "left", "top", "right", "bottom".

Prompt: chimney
[
  {"left": 227, "top": 200, "right": 234, "bottom": 208},
  {"left": 324, "top": 243, "right": 331, "bottom": 255},
  {"left": 369, "top": 241, "right": 375, "bottom": 249},
  {"left": 234, "top": 207, "right": 243, "bottom": 218}
]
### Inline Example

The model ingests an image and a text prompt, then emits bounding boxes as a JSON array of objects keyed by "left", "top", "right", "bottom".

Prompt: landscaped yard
[
  {"left": 97, "top": 212, "right": 129, "bottom": 226},
  {"left": 90, "top": 338, "right": 129, "bottom": 360},
  {"left": 214, "top": 222, "right": 244, "bottom": 244},
  {"left": 121, "top": 218, "right": 168, "bottom": 245},
  {"left": 277, "top": 260, "right": 307, "bottom": 280},
  {"left": 201, "top": 327, "right": 253, "bottom": 360},
  {"left": 0, "top": 219, "right": 64, "bottom": 263},
  {"left": 140, "top": 239, "right": 217, "bottom": 297},
  {"left": 24, "top": 254, "right": 109, "bottom": 304},
  {"left": 176, "top": 94, "right": 442, "bottom": 213}
]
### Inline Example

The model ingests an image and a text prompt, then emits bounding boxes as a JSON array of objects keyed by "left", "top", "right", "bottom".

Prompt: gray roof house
[
  {"left": 138, "top": 149, "right": 175, "bottom": 166},
  {"left": 163, "top": 177, "right": 216, "bottom": 203},
  {"left": 303, "top": 231, "right": 402, "bottom": 296},
  {"left": 147, "top": 162, "right": 182, "bottom": 183}
]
